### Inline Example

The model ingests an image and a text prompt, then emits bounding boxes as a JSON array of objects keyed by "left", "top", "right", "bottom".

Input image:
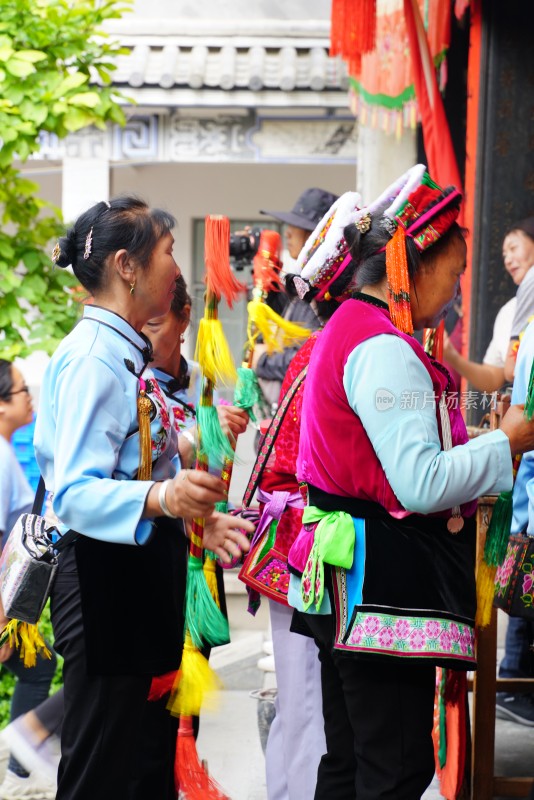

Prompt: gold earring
[{"left": 129, "top": 281, "right": 135, "bottom": 295}]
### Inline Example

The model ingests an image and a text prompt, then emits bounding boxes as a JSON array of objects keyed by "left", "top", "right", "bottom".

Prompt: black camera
[{"left": 229, "top": 227, "right": 262, "bottom": 270}]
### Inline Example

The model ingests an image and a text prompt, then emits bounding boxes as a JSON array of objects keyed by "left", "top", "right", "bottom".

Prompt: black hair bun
[{"left": 54, "top": 231, "right": 77, "bottom": 269}]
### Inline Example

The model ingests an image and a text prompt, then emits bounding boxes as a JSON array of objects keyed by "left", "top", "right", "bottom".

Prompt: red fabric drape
[{"left": 403, "top": 0, "right": 463, "bottom": 199}]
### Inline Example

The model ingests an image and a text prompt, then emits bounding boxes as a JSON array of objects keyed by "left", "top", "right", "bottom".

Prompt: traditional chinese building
[{"left": 24, "top": 0, "right": 415, "bottom": 366}]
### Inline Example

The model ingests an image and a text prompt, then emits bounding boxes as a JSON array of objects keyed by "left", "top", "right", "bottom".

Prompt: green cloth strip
[{"left": 301, "top": 506, "right": 355, "bottom": 612}]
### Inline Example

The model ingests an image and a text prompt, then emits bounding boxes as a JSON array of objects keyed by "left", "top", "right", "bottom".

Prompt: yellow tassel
[
  {"left": 194, "top": 318, "right": 237, "bottom": 386},
  {"left": 167, "top": 632, "right": 221, "bottom": 718},
  {"left": 247, "top": 298, "right": 311, "bottom": 354},
  {"left": 203, "top": 557, "right": 220, "bottom": 608},
  {"left": 475, "top": 560, "right": 497, "bottom": 629},
  {"left": 137, "top": 389, "right": 153, "bottom": 481},
  {"left": 5, "top": 620, "right": 51, "bottom": 668}
]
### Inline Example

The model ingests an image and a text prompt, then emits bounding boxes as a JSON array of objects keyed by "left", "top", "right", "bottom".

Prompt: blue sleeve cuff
[{"left": 135, "top": 518, "right": 155, "bottom": 545}]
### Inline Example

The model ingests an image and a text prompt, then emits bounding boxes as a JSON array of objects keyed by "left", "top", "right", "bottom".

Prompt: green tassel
[
  {"left": 196, "top": 404, "right": 234, "bottom": 467},
  {"left": 481, "top": 361, "right": 534, "bottom": 582},
  {"left": 524, "top": 359, "right": 534, "bottom": 421},
  {"left": 234, "top": 366, "right": 261, "bottom": 422},
  {"left": 215, "top": 500, "right": 228, "bottom": 514},
  {"left": 437, "top": 669, "right": 447, "bottom": 769},
  {"left": 185, "top": 558, "right": 229, "bottom": 649},
  {"left": 483, "top": 490, "right": 513, "bottom": 566}
]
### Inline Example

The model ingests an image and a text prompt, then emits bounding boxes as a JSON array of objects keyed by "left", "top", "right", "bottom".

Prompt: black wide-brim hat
[{"left": 261, "top": 187, "right": 339, "bottom": 232}]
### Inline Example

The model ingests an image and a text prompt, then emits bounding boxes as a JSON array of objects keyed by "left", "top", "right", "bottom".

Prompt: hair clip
[
  {"left": 84, "top": 227, "right": 93, "bottom": 260},
  {"left": 104, "top": 200, "right": 111, "bottom": 209},
  {"left": 293, "top": 276, "right": 311, "bottom": 300},
  {"left": 355, "top": 211, "right": 372, "bottom": 234},
  {"left": 382, "top": 216, "right": 398, "bottom": 236},
  {"left": 51, "top": 242, "right": 61, "bottom": 263}
]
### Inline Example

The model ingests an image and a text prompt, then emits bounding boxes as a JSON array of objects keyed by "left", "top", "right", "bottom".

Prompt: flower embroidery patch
[
  {"left": 147, "top": 377, "right": 172, "bottom": 459},
  {"left": 495, "top": 542, "right": 521, "bottom": 598},
  {"left": 255, "top": 557, "right": 290, "bottom": 596},
  {"left": 343, "top": 611, "right": 475, "bottom": 662},
  {"left": 520, "top": 552, "right": 534, "bottom": 611}
]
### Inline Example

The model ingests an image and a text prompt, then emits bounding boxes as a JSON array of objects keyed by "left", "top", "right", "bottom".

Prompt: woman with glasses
[{"left": 0, "top": 360, "right": 57, "bottom": 800}]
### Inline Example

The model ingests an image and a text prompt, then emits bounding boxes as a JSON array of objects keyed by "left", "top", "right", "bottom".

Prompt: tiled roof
[
  {"left": 103, "top": 20, "right": 348, "bottom": 104},
  {"left": 112, "top": 41, "right": 348, "bottom": 93}
]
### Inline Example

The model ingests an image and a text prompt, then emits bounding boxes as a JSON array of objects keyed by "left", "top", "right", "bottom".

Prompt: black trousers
[
  {"left": 51, "top": 544, "right": 180, "bottom": 800},
  {"left": 300, "top": 613, "right": 436, "bottom": 800}
]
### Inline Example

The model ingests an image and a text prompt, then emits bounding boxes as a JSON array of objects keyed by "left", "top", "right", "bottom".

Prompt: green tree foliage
[{"left": 0, "top": 0, "right": 131, "bottom": 358}]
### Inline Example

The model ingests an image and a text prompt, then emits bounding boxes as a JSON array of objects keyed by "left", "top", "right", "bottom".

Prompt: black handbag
[
  {"left": 0, "top": 477, "right": 76, "bottom": 624},
  {"left": 494, "top": 533, "right": 534, "bottom": 620}
]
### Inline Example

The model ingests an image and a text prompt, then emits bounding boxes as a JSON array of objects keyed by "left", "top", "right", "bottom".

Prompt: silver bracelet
[{"left": 158, "top": 479, "right": 178, "bottom": 519}]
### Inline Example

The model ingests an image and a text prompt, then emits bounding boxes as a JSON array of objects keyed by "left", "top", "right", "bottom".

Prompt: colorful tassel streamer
[
  {"left": 234, "top": 366, "right": 261, "bottom": 423},
  {"left": 148, "top": 671, "right": 177, "bottom": 701},
  {"left": 195, "top": 316, "right": 237, "bottom": 387},
  {"left": 252, "top": 230, "right": 284, "bottom": 294},
  {"left": 165, "top": 214, "right": 244, "bottom": 800},
  {"left": 168, "top": 632, "right": 221, "bottom": 718},
  {"left": 432, "top": 669, "right": 468, "bottom": 799},
  {"left": 247, "top": 296, "right": 311, "bottom": 356},
  {"left": 524, "top": 358, "right": 534, "bottom": 421},
  {"left": 477, "top": 354, "right": 534, "bottom": 626},
  {"left": 184, "top": 429, "right": 230, "bottom": 650},
  {"left": 1, "top": 620, "right": 51, "bottom": 667},
  {"left": 477, "top": 452, "right": 522, "bottom": 628},
  {"left": 330, "top": 0, "right": 376, "bottom": 76},
  {"left": 385, "top": 225, "right": 414, "bottom": 335},
  {"left": 184, "top": 215, "right": 244, "bottom": 650},
  {"left": 202, "top": 555, "right": 221, "bottom": 608},
  {"left": 137, "top": 378, "right": 153, "bottom": 481},
  {"left": 174, "top": 716, "right": 229, "bottom": 800},
  {"left": 423, "top": 320, "right": 444, "bottom": 361},
  {"left": 196, "top": 403, "right": 235, "bottom": 468},
  {"left": 176, "top": 217, "right": 249, "bottom": 800},
  {"left": 483, "top": 490, "right": 514, "bottom": 567},
  {"left": 434, "top": 668, "right": 447, "bottom": 770},
  {"left": 185, "top": 553, "right": 229, "bottom": 650},
  {"left": 204, "top": 216, "right": 245, "bottom": 308}
]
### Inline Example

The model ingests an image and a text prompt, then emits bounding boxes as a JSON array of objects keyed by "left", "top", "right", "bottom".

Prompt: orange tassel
[
  {"left": 175, "top": 716, "right": 229, "bottom": 799},
  {"left": 386, "top": 225, "right": 414, "bottom": 335},
  {"left": 204, "top": 216, "right": 246, "bottom": 309}
]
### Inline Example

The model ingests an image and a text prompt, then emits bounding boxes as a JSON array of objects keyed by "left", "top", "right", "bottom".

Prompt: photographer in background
[
  {"left": 230, "top": 227, "right": 288, "bottom": 318},
  {"left": 251, "top": 188, "right": 339, "bottom": 405}
]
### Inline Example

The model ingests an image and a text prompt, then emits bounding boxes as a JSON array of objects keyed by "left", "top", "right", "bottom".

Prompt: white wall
[
  {"left": 110, "top": 160, "right": 356, "bottom": 288},
  {"left": 130, "top": 0, "right": 331, "bottom": 20}
]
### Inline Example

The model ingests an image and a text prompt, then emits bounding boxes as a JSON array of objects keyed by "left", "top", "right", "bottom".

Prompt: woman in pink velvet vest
[{"left": 283, "top": 166, "right": 534, "bottom": 800}]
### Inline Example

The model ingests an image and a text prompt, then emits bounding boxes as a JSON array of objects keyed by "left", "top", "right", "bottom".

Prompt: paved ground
[{"left": 195, "top": 623, "right": 534, "bottom": 800}]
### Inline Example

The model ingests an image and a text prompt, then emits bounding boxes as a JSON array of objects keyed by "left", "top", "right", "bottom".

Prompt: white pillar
[{"left": 356, "top": 126, "right": 417, "bottom": 203}]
